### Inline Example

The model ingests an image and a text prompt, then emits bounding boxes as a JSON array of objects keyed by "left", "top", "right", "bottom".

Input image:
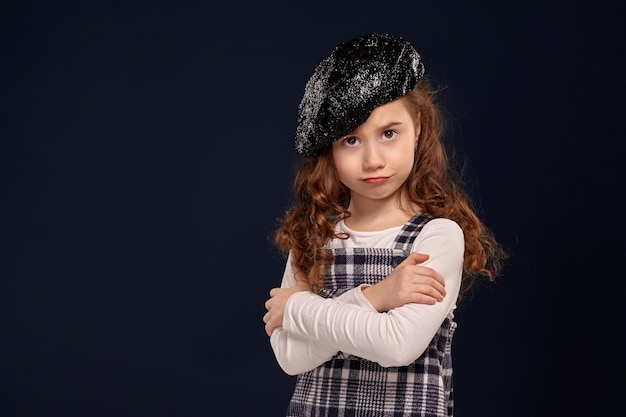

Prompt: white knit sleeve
[
  {"left": 281, "top": 219, "right": 463, "bottom": 367},
  {"left": 269, "top": 254, "right": 375, "bottom": 375}
]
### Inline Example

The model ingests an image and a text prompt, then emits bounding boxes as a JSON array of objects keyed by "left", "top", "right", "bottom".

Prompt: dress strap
[{"left": 392, "top": 213, "right": 434, "bottom": 252}]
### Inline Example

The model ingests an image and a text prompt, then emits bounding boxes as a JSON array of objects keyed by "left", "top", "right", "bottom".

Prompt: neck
[{"left": 345, "top": 196, "right": 420, "bottom": 231}]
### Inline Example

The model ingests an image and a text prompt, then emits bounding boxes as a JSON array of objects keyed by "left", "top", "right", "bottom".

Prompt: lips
[{"left": 363, "top": 177, "right": 390, "bottom": 184}]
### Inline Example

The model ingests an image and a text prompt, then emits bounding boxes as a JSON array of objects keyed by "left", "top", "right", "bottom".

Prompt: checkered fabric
[{"left": 286, "top": 214, "right": 457, "bottom": 417}]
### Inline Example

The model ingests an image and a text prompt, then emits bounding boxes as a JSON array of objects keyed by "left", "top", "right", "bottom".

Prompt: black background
[{"left": 1, "top": 1, "right": 624, "bottom": 416}]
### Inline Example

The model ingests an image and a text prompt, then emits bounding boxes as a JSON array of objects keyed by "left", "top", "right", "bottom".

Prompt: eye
[
  {"left": 382, "top": 130, "right": 398, "bottom": 141},
  {"left": 341, "top": 136, "right": 360, "bottom": 147}
]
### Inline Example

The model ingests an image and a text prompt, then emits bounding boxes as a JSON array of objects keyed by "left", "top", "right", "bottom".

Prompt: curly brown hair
[{"left": 274, "top": 78, "right": 507, "bottom": 298}]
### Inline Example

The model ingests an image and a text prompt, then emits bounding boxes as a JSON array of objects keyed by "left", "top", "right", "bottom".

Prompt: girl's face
[{"left": 331, "top": 98, "right": 420, "bottom": 210}]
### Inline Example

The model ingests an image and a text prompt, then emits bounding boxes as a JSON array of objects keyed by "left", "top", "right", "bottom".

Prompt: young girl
[{"left": 263, "top": 33, "right": 506, "bottom": 417}]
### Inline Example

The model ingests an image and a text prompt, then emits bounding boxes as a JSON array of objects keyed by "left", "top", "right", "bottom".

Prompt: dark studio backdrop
[{"left": 1, "top": 1, "right": 624, "bottom": 416}]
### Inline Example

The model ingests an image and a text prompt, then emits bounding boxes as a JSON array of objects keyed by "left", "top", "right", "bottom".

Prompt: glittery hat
[{"left": 294, "top": 33, "right": 425, "bottom": 157}]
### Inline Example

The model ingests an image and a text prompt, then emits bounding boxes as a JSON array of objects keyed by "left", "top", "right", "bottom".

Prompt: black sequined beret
[{"left": 294, "top": 33, "right": 425, "bottom": 157}]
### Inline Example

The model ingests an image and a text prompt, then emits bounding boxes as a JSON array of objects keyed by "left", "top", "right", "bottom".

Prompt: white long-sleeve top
[{"left": 269, "top": 217, "right": 464, "bottom": 376}]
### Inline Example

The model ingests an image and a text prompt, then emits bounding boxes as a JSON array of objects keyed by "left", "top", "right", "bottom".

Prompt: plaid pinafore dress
[{"left": 286, "top": 214, "right": 457, "bottom": 417}]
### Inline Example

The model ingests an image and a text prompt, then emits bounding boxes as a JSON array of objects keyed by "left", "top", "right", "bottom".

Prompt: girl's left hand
[
  {"left": 361, "top": 252, "right": 446, "bottom": 312},
  {"left": 263, "top": 278, "right": 311, "bottom": 337}
]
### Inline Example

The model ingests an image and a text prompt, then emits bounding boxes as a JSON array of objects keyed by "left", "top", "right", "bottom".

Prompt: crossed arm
[{"left": 263, "top": 219, "right": 463, "bottom": 375}]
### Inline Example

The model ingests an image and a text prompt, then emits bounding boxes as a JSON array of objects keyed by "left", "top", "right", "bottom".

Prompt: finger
[
  {"left": 269, "top": 288, "right": 278, "bottom": 297},
  {"left": 265, "top": 320, "right": 281, "bottom": 337},
  {"left": 410, "top": 294, "right": 438, "bottom": 305},
  {"left": 419, "top": 275, "right": 446, "bottom": 293},
  {"left": 413, "top": 277, "right": 446, "bottom": 298},
  {"left": 427, "top": 284, "right": 446, "bottom": 301},
  {"left": 400, "top": 252, "right": 429, "bottom": 266},
  {"left": 424, "top": 281, "right": 446, "bottom": 300},
  {"left": 413, "top": 266, "right": 446, "bottom": 287}
]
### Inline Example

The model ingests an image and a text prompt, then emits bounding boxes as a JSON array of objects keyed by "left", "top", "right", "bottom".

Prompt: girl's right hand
[
  {"left": 263, "top": 272, "right": 311, "bottom": 337},
  {"left": 361, "top": 252, "right": 446, "bottom": 312}
]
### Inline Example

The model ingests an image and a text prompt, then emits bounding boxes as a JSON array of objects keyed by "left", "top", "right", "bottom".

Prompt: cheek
[
  {"left": 332, "top": 154, "right": 351, "bottom": 182},
  {"left": 403, "top": 155, "right": 416, "bottom": 172},
  {"left": 397, "top": 145, "right": 416, "bottom": 172},
  {"left": 333, "top": 163, "right": 353, "bottom": 185}
]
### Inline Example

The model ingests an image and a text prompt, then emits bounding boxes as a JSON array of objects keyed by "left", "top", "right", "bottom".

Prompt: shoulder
[
  {"left": 422, "top": 217, "right": 463, "bottom": 237},
  {"left": 413, "top": 217, "right": 464, "bottom": 251}
]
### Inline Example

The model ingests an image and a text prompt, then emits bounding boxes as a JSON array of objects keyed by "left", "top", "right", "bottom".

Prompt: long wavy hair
[{"left": 274, "top": 77, "right": 507, "bottom": 298}]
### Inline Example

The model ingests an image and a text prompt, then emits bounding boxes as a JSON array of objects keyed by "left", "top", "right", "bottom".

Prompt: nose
[{"left": 362, "top": 142, "right": 385, "bottom": 170}]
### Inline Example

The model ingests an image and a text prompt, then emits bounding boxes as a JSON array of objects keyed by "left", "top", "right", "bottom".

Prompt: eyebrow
[{"left": 378, "top": 122, "right": 403, "bottom": 130}]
